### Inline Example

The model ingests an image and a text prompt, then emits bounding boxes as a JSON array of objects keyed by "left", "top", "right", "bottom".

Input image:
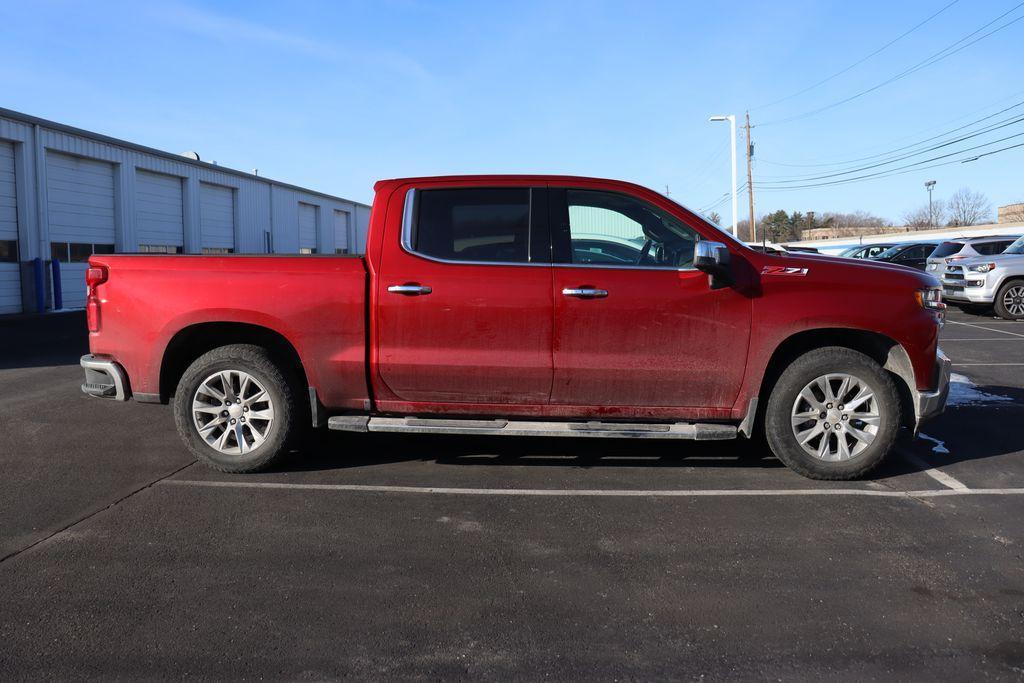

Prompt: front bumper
[
  {"left": 916, "top": 348, "right": 951, "bottom": 426},
  {"left": 80, "top": 354, "right": 130, "bottom": 401}
]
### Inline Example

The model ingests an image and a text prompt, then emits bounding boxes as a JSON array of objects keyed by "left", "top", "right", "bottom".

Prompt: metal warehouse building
[{"left": 0, "top": 108, "right": 371, "bottom": 315}]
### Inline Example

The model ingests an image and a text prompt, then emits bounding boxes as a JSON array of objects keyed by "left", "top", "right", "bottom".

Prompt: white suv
[
  {"left": 942, "top": 234, "right": 1024, "bottom": 319},
  {"left": 926, "top": 235, "right": 1020, "bottom": 274}
]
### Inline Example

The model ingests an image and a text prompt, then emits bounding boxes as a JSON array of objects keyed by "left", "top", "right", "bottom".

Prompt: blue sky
[{"left": 2, "top": 0, "right": 1021, "bottom": 223}]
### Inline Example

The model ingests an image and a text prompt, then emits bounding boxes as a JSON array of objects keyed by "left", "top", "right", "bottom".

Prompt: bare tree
[
  {"left": 705, "top": 211, "right": 723, "bottom": 225},
  {"left": 820, "top": 210, "right": 891, "bottom": 228},
  {"left": 903, "top": 200, "right": 946, "bottom": 228},
  {"left": 946, "top": 187, "right": 992, "bottom": 226}
]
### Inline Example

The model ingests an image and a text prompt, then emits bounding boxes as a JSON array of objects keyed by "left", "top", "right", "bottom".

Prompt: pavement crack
[{"left": 0, "top": 461, "right": 196, "bottom": 565}]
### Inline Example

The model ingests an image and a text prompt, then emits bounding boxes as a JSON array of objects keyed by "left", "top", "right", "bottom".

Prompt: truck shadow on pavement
[
  {"left": 0, "top": 311, "right": 87, "bottom": 370},
  {"left": 280, "top": 386, "right": 1024, "bottom": 480},
  {"left": 287, "top": 431, "right": 788, "bottom": 472}
]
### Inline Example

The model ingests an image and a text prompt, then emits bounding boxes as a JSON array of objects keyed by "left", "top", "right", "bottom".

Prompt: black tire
[
  {"left": 173, "top": 344, "right": 298, "bottom": 473},
  {"left": 764, "top": 347, "right": 901, "bottom": 480},
  {"left": 994, "top": 279, "right": 1024, "bottom": 321}
]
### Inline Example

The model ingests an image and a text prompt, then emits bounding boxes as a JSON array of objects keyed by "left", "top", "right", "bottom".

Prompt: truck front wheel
[
  {"left": 173, "top": 344, "right": 298, "bottom": 473},
  {"left": 764, "top": 347, "right": 901, "bottom": 480}
]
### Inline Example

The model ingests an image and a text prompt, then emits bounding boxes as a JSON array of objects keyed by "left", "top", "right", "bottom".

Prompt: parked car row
[
  {"left": 832, "top": 234, "right": 1024, "bottom": 319},
  {"left": 940, "top": 234, "right": 1024, "bottom": 320}
]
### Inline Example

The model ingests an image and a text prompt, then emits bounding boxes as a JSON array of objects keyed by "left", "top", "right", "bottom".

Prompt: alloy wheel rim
[
  {"left": 791, "top": 373, "right": 879, "bottom": 462},
  {"left": 1004, "top": 286, "right": 1024, "bottom": 316},
  {"left": 192, "top": 370, "right": 274, "bottom": 455}
]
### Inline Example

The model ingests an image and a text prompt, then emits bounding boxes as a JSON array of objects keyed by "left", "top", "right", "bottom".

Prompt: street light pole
[
  {"left": 709, "top": 115, "right": 738, "bottom": 237},
  {"left": 925, "top": 180, "right": 937, "bottom": 227}
]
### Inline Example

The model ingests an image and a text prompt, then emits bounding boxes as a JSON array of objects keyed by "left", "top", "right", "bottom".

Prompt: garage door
[
  {"left": 0, "top": 141, "right": 20, "bottom": 314},
  {"left": 47, "top": 152, "right": 116, "bottom": 309},
  {"left": 299, "top": 202, "right": 317, "bottom": 253},
  {"left": 136, "top": 170, "right": 183, "bottom": 252},
  {"left": 333, "top": 209, "right": 350, "bottom": 254},
  {"left": 200, "top": 183, "right": 234, "bottom": 253}
]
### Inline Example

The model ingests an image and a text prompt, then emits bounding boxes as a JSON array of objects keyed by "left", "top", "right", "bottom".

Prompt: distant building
[
  {"left": 998, "top": 203, "right": 1024, "bottom": 224},
  {"left": 800, "top": 225, "right": 919, "bottom": 240},
  {"left": 0, "top": 108, "right": 371, "bottom": 315}
]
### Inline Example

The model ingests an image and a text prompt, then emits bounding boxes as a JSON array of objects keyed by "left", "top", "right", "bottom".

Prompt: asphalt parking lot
[{"left": 1, "top": 308, "right": 1023, "bottom": 679}]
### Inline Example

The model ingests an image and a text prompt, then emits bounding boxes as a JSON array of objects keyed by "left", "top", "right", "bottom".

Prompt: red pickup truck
[{"left": 80, "top": 175, "right": 950, "bottom": 480}]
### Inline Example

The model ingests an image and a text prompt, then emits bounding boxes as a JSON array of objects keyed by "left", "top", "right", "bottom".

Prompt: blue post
[
  {"left": 51, "top": 258, "right": 63, "bottom": 310},
  {"left": 33, "top": 257, "right": 44, "bottom": 313}
]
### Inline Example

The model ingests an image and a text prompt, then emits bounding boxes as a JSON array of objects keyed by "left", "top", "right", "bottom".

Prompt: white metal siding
[
  {"left": 200, "top": 183, "right": 234, "bottom": 250},
  {"left": 0, "top": 141, "right": 19, "bottom": 313},
  {"left": 46, "top": 152, "right": 116, "bottom": 309},
  {"left": 136, "top": 170, "right": 183, "bottom": 248},
  {"left": 333, "top": 209, "right": 349, "bottom": 253},
  {"left": 299, "top": 202, "right": 317, "bottom": 252}
]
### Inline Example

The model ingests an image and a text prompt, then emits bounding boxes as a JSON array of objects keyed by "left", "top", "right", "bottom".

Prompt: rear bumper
[
  {"left": 916, "top": 348, "right": 951, "bottom": 427},
  {"left": 80, "top": 354, "right": 130, "bottom": 401}
]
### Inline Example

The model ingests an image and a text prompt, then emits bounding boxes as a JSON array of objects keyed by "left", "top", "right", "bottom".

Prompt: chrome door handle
[
  {"left": 387, "top": 284, "right": 432, "bottom": 295},
  {"left": 562, "top": 287, "right": 608, "bottom": 298}
]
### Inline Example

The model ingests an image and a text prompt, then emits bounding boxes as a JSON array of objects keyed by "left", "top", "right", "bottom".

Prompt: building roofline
[{"left": 0, "top": 106, "right": 371, "bottom": 209}]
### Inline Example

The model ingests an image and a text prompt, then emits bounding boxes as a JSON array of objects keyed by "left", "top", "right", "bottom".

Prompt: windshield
[
  {"left": 931, "top": 241, "right": 963, "bottom": 258},
  {"left": 872, "top": 245, "right": 905, "bottom": 259},
  {"left": 1006, "top": 235, "right": 1024, "bottom": 255}
]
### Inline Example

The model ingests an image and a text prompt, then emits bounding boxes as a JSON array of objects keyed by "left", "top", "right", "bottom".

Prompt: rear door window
[
  {"left": 411, "top": 188, "right": 535, "bottom": 263},
  {"left": 975, "top": 241, "right": 1013, "bottom": 255}
]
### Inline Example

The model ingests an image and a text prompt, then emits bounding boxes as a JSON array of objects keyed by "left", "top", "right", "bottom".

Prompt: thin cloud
[{"left": 151, "top": 3, "right": 431, "bottom": 83}]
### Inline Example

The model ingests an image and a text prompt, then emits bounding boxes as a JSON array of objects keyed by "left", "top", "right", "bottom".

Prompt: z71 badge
[{"left": 761, "top": 266, "right": 809, "bottom": 276}]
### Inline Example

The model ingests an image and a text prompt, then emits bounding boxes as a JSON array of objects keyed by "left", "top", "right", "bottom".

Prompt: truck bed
[{"left": 87, "top": 254, "right": 369, "bottom": 410}]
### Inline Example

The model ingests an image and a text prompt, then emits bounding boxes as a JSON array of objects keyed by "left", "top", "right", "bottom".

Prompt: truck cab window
[
  {"left": 565, "top": 189, "right": 698, "bottom": 268},
  {"left": 413, "top": 188, "right": 531, "bottom": 263}
]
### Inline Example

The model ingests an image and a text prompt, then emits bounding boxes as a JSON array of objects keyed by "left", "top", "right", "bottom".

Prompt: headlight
[
  {"left": 967, "top": 262, "right": 997, "bottom": 273},
  {"left": 915, "top": 288, "right": 946, "bottom": 311}
]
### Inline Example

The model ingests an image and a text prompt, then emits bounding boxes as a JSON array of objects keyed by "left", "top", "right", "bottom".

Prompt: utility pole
[{"left": 745, "top": 112, "right": 756, "bottom": 243}]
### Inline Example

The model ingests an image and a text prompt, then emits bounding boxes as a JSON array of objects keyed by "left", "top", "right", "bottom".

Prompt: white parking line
[
  {"left": 897, "top": 449, "right": 969, "bottom": 491},
  {"left": 953, "top": 363, "right": 1024, "bottom": 366},
  {"left": 940, "top": 338, "right": 1024, "bottom": 341},
  {"left": 947, "top": 320, "right": 1024, "bottom": 338},
  {"left": 159, "top": 479, "right": 1024, "bottom": 498}
]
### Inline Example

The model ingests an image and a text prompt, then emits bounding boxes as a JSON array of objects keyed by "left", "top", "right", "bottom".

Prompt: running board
[{"left": 328, "top": 416, "right": 737, "bottom": 440}]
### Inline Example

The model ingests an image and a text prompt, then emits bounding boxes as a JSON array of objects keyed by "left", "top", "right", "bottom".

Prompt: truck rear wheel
[
  {"left": 173, "top": 344, "right": 297, "bottom": 473},
  {"left": 764, "top": 347, "right": 901, "bottom": 480},
  {"left": 994, "top": 280, "right": 1024, "bottom": 320}
]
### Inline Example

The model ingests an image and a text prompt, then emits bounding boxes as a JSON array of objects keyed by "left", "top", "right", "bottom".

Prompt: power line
[
  {"left": 756, "top": 111, "right": 1024, "bottom": 184},
  {"left": 753, "top": 136, "right": 1024, "bottom": 191},
  {"left": 759, "top": 2, "right": 1024, "bottom": 127},
  {"left": 757, "top": 95, "right": 1024, "bottom": 171},
  {"left": 753, "top": 0, "right": 961, "bottom": 110}
]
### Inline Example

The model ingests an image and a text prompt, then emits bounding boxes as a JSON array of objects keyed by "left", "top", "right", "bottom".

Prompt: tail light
[{"left": 85, "top": 265, "right": 108, "bottom": 332}]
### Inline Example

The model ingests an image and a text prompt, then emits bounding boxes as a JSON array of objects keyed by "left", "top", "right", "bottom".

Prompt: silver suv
[
  {"left": 941, "top": 234, "right": 1024, "bottom": 319},
  {"left": 926, "top": 235, "right": 1020, "bottom": 274}
]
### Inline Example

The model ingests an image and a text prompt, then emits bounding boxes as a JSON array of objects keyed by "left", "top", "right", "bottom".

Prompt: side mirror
[{"left": 694, "top": 241, "right": 733, "bottom": 289}]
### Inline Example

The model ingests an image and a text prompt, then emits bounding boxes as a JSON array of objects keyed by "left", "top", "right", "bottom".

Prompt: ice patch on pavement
[
  {"left": 947, "top": 372, "right": 1014, "bottom": 407},
  {"left": 917, "top": 432, "right": 949, "bottom": 454}
]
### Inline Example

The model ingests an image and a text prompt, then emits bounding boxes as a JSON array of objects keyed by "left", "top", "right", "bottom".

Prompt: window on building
[
  {"left": 50, "top": 242, "right": 115, "bottom": 263},
  {"left": 0, "top": 240, "right": 18, "bottom": 263},
  {"left": 413, "top": 188, "right": 531, "bottom": 263},
  {"left": 299, "top": 247, "right": 317, "bottom": 255},
  {"left": 138, "top": 245, "right": 183, "bottom": 254},
  {"left": 201, "top": 247, "right": 234, "bottom": 255}
]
